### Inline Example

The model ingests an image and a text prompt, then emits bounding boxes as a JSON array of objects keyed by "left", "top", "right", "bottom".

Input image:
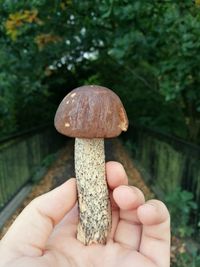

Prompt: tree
[{"left": 0, "top": 0, "right": 200, "bottom": 143}]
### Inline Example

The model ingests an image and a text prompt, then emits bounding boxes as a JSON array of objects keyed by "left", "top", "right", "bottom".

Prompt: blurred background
[{"left": 0, "top": 1, "right": 200, "bottom": 266}]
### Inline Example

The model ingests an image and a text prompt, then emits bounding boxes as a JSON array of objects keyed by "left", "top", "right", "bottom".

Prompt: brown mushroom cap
[{"left": 54, "top": 85, "right": 128, "bottom": 138}]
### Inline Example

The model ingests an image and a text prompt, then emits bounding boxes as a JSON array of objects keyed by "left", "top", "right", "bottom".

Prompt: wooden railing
[
  {"left": 0, "top": 125, "right": 65, "bottom": 211},
  {"left": 126, "top": 125, "right": 200, "bottom": 225}
]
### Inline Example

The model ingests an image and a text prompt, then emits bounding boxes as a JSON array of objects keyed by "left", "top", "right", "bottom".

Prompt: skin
[{"left": 0, "top": 162, "right": 170, "bottom": 267}]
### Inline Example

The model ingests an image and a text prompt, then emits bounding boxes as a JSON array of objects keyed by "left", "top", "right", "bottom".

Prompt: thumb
[{"left": 1, "top": 178, "right": 77, "bottom": 257}]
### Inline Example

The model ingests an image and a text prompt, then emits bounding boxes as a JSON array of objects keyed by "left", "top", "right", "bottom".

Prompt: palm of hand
[
  {"left": 43, "top": 207, "right": 168, "bottom": 267},
  {"left": 0, "top": 162, "right": 170, "bottom": 267}
]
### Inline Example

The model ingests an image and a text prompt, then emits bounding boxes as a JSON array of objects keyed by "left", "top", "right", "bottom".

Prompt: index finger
[{"left": 106, "top": 161, "right": 128, "bottom": 190}]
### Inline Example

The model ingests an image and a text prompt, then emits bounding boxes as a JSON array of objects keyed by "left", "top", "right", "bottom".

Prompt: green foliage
[
  {"left": 164, "top": 187, "right": 197, "bottom": 238},
  {"left": 173, "top": 245, "right": 200, "bottom": 267},
  {"left": 0, "top": 1, "right": 200, "bottom": 143}
]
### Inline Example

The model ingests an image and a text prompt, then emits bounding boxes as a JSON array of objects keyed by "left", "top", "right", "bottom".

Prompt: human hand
[{"left": 0, "top": 161, "right": 170, "bottom": 267}]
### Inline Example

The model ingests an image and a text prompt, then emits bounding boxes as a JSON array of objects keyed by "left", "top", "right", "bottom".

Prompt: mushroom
[{"left": 54, "top": 85, "right": 128, "bottom": 245}]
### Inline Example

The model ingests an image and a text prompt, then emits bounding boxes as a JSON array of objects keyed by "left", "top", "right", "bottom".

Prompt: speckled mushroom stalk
[
  {"left": 75, "top": 138, "right": 111, "bottom": 245},
  {"left": 54, "top": 85, "right": 128, "bottom": 246}
]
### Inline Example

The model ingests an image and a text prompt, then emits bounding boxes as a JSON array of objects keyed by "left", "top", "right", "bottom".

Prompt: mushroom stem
[{"left": 75, "top": 138, "right": 111, "bottom": 245}]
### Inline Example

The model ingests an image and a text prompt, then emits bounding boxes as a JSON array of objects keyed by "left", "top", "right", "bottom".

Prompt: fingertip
[
  {"left": 58, "top": 177, "right": 77, "bottom": 201},
  {"left": 63, "top": 177, "right": 77, "bottom": 189},
  {"left": 113, "top": 185, "right": 145, "bottom": 210},
  {"left": 137, "top": 200, "right": 170, "bottom": 226},
  {"left": 106, "top": 161, "right": 128, "bottom": 190}
]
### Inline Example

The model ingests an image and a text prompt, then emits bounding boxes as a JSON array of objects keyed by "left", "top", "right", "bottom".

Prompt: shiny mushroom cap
[{"left": 54, "top": 85, "right": 128, "bottom": 138}]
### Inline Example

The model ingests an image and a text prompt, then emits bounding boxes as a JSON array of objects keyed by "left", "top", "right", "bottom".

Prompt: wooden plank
[{"left": 0, "top": 184, "right": 32, "bottom": 230}]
